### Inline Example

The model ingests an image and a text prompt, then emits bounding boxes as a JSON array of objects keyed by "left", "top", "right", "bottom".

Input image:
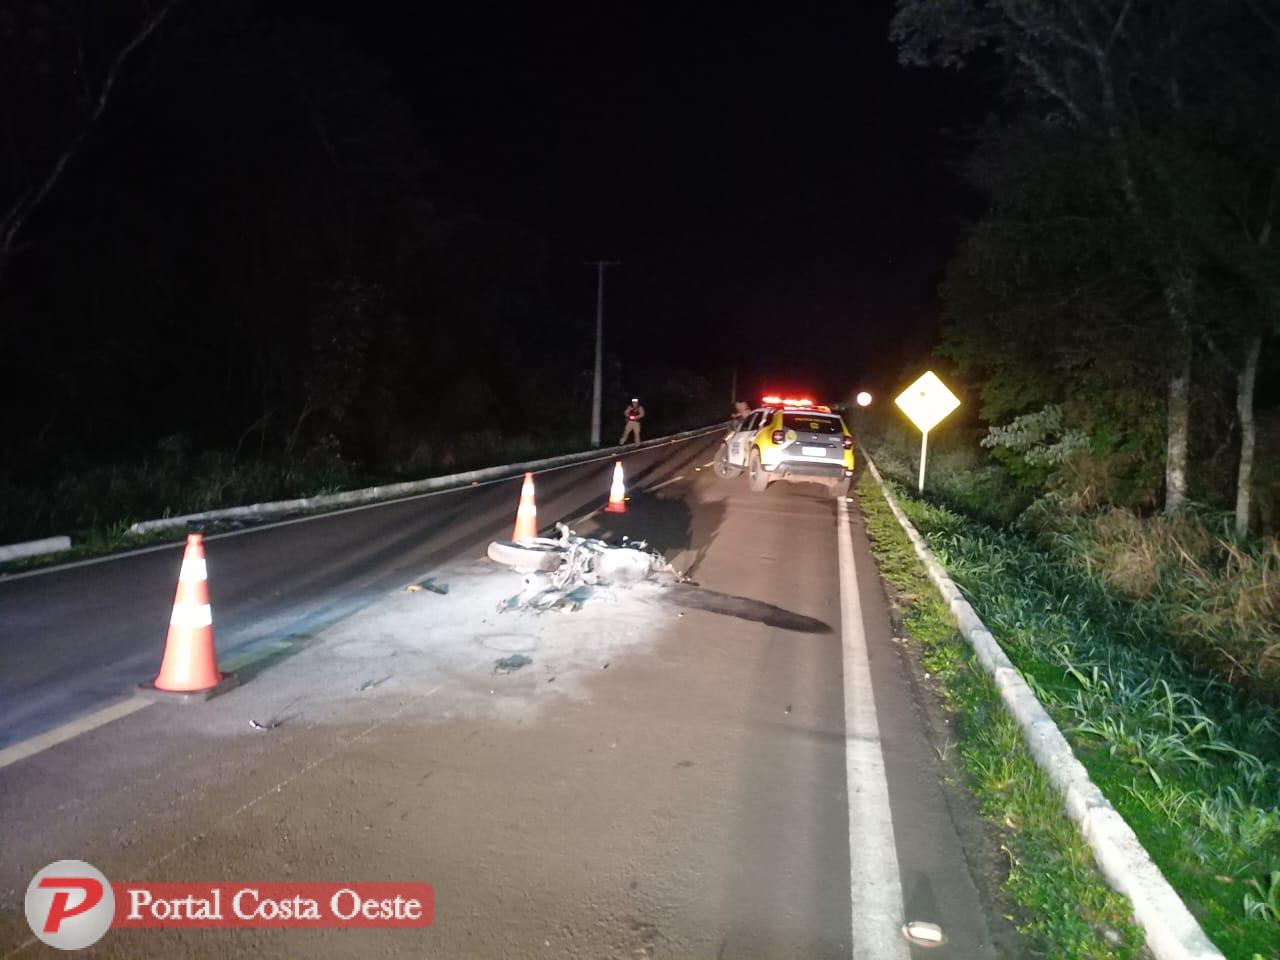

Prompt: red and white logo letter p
[{"left": 24, "top": 860, "right": 115, "bottom": 950}]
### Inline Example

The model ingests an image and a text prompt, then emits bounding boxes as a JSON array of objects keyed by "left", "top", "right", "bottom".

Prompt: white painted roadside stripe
[
  {"left": 836, "top": 496, "right": 910, "bottom": 960},
  {"left": 1, "top": 433, "right": 720, "bottom": 583},
  {"left": 0, "top": 639, "right": 301, "bottom": 771},
  {"left": 0, "top": 697, "right": 151, "bottom": 771}
]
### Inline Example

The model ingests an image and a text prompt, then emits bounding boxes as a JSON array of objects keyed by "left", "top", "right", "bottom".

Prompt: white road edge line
[
  {"left": 0, "top": 697, "right": 151, "bottom": 771},
  {"left": 0, "top": 640, "right": 298, "bottom": 771},
  {"left": 836, "top": 496, "right": 910, "bottom": 960}
]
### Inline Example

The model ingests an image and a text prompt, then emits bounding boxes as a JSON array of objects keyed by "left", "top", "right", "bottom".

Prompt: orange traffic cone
[
  {"left": 605, "top": 461, "right": 627, "bottom": 513},
  {"left": 139, "top": 534, "right": 237, "bottom": 701},
  {"left": 511, "top": 472, "right": 539, "bottom": 541}
]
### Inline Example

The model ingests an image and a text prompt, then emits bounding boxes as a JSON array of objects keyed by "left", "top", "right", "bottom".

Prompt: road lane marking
[
  {"left": 0, "top": 697, "right": 151, "bottom": 771},
  {"left": 0, "top": 641, "right": 299, "bottom": 769},
  {"left": 836, "top": 496, "right": 910, "bottom": 959}
]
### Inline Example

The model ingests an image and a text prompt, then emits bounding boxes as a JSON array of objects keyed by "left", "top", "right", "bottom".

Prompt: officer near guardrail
[{"left": 620, "top": 398, "right": 645, "bottom": 444}]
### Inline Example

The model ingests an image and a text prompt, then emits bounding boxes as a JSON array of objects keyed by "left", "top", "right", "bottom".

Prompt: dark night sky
[{"left": 302, "top": 0, "right": 985, "bottom": 401}]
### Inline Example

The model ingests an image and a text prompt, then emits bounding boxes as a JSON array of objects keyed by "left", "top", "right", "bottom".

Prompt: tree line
[
  {"left": 892, "top": 0, "right": 1280, "bottom": 533},
  {"left": 0, "top": 1, "right": 718, "bottom": 541}
]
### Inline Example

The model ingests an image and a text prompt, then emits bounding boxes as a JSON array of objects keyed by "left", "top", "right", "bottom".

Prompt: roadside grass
[
  {"left": 859, "top": 468, "right": 1280, "bottom": 959},
  {"left": 859, "top": 470, "right": 1147, "bottom": 958}
]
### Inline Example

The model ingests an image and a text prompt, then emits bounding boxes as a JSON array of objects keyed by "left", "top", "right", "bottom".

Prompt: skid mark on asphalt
[{"left": 836, "top": 496, "right": 909, "bottom": 959}]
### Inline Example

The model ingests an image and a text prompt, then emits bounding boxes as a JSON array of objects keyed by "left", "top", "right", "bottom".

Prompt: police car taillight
[
  {"left": 772, "top": 430, "right": 786, "bottom": 444},
  {"left": 842, "top": 436, "right": 854, "bottom": 449}
]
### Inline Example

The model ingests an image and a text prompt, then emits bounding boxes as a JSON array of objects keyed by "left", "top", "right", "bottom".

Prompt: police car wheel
[
  {"left": 747, "top": 449, "right": 769, "bottom": 492},
  {"left": 714, "top": 444, "right": 740, "bottom": 478}
]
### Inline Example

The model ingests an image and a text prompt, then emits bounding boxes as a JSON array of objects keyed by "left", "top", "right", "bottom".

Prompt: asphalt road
[
  {"left": 0, "top": 435, "right": 714, "bottom": 748},
  {"left": 0, "top": 433, "right": 1023, "bottom": 958}
]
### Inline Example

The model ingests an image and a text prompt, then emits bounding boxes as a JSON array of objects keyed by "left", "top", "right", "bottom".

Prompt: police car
[{"left": 714, "top": 396, "right": 855, "bottom": 497}]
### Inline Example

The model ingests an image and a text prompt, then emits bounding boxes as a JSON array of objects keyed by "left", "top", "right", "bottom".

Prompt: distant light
[{"left": 856, "top": 391, "right": 872, "bottom": 407}]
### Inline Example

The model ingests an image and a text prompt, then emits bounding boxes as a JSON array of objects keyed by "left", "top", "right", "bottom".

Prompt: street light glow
[{"left": 856, "top": 391, "right": 872, "bottom": 407}]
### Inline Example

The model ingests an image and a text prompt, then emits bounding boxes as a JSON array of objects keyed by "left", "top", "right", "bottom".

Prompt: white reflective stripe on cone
[
  {"left": 521, "top": 480, "right": 534, "bottom": 496},
  {"left": 517, "top": 504, "right": 537, "bottom": 517},
  {"left": 170, "top": 603, "right": 213, "bottom": 629},
  {"left": 178, "top": 557, "right": 208, "bottom": 582}
]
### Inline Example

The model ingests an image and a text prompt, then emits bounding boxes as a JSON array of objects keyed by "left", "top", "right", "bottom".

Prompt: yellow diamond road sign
[{"left": 895, "top": 371, "right": 960, "bottom": 434}]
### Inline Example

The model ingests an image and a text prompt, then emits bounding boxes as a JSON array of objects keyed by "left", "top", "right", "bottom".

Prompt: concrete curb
[
  {"left": 0, "top": 535, "right": 72, "bottom": 562},
  {"left": 128, "top": 424, "right": 726, "bottom": 535},
  {"left": 860, "top": 454, "right": 1224, "bottom": 960}
]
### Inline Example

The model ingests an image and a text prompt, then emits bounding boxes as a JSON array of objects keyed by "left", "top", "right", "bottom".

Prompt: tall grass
[{"left": 1034, "top": 507, "right": 1280, "bottom": 693}]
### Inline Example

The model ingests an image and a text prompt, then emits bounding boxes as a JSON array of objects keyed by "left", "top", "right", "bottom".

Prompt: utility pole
[{"left": 586, "top": 260, "right": 620, "bottom": 447}]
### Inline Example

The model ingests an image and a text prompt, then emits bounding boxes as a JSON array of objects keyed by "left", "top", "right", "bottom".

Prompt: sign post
[
  {"left": 894, "top": 371, "right": 960, "bottom": 494},
  {"left": 918, "top": 430, "right": 928, "bottom": 494}
]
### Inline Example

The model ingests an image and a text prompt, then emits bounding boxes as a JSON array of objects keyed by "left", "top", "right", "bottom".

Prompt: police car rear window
[{"left": 782, "top": 413, "right": 842, "bottom": 434}]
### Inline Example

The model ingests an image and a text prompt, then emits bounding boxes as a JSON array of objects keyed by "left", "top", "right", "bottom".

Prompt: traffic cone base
[
  {"left": 605, "top": 461, "right": 627, "bottom": 513},
  {"left": 137, "top": 673, "right": 239, "bottom": 703},
  {"left": 139, "top": 533, "right": 237, "bottom": 702}
]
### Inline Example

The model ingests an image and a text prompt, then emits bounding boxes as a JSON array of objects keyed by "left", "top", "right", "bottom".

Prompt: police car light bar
[{"left": 761, "top": 395, "right": 815, "bottom": 407}]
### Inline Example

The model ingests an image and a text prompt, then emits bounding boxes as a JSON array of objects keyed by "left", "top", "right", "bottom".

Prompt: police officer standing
[{"left": 620, "top": 398, "right": 645, "bottom": 444}]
